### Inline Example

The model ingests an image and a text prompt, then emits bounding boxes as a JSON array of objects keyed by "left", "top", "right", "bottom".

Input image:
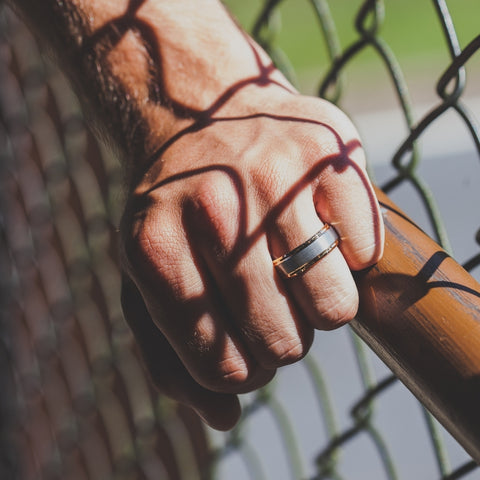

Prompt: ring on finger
[{"left": 272, "top": 224, "right": 339, "bottom": 278}]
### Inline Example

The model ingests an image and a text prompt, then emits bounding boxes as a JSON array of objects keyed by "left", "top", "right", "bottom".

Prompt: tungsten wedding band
[{"left": 272, "top": 224, "right": 339, "bottom": 278}]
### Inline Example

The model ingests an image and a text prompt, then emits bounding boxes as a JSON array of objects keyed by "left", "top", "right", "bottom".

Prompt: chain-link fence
[{"left": 1, "top": 0, "right": 479, "bottom": 479}]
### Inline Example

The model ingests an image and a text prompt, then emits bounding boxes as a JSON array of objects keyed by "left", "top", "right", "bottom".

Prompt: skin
[{"left": 8, "top": 0, "right": 384, "bottom": 430}]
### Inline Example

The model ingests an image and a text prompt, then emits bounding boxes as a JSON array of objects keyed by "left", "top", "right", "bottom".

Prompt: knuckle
[
  {"left": 125, "top": 221, "right": 157, "bottom": 264},
  {"left": 130, "top": 222, "right": 157, "bottom": 263},
  {"left": 251, "top": 158, "right": 292, "bottom": 205},
  {"left": 122, "top": 220, "right": 154, "bottom": 271},
  {"left": 259, "top": 331, "right": 308, "bottom": 369},
  {"left": 194, "top": 173, "right": 237, "bottom": 217},
  {"left": 184, "top": 326, "right": 252, "bottom": 393},
  {"left": 200, "top": 355, "right": 251, "bottom": 392},
  {"left": 123, "top": 213, "right": 178, "bottom": 280},
  {"left": 317, "top": 288, "right": 359, "bottom": 330},
  {"left": 350, "top": 240, "right": 383, "bottom": 271},
  {"left": 189, "top": 174, "right": 239, "bottom": 255}
]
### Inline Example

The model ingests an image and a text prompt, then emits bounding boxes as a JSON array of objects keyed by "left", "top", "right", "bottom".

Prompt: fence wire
[{"left": 1, "top": 0, "right": 479, "bottom": 479}]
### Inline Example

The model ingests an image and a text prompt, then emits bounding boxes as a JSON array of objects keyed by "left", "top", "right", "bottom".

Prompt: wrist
[
  {"left": 11, "top": 0, "right": 295, "bottom": 178},
  {"left": 86, "top": 0, "right": 295, "bottom": 178}
]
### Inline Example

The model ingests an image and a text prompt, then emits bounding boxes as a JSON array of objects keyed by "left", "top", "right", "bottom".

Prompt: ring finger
[{"left": 268, "top": 187, "right": 359, "bottom": 331}]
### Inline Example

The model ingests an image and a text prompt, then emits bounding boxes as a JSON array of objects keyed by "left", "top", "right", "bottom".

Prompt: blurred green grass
[{"left": 223, "top": 0, "right": 479, "bottom": 96}]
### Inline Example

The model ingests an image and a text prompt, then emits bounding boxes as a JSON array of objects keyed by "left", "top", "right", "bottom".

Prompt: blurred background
[{"left": 1, "top": 1, "right": 479, "bottom": 479}]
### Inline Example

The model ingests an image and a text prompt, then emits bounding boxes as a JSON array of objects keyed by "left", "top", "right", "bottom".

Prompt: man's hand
[
  {"left": 8, "top": 0, "right": 384, "bottom": 430},
  {"left": 120, "top": 86, "right": 384, "bottom": 429}
]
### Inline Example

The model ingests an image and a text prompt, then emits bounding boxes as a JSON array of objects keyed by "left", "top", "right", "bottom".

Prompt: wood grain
[{"left": 353, "top": 188, "right": 480, "bottom": 463}]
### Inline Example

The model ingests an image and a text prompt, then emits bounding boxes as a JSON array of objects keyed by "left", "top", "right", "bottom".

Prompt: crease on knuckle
[
  {"left": 202, "top": 354, "right": 250, "bottom": 392},
  {"left": 316, "top": 288, "right": 359, "bottom": 330},
  {"left": 260, "top": 331, "right": 306, "bottom": 369},
  {"left": 351, "top": 241, "right": 382, "bottom": 270}
]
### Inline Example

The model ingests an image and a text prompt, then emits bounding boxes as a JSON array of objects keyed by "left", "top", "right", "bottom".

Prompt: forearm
[
  {"left": 8, "top": 0, "right": 291, "bottom": 176},
  {"left": 8, "top": 0, "right": 385, "bottom": 432}
]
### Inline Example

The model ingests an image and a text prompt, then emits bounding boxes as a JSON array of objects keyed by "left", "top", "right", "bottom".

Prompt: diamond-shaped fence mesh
[{"left": 1, "top": 1, "right": 479, "bottom": 479}]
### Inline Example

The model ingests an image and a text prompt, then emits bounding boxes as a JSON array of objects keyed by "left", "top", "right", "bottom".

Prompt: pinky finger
[{"left": 121, "top": 275, "right": 241, "bottom": 431}]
